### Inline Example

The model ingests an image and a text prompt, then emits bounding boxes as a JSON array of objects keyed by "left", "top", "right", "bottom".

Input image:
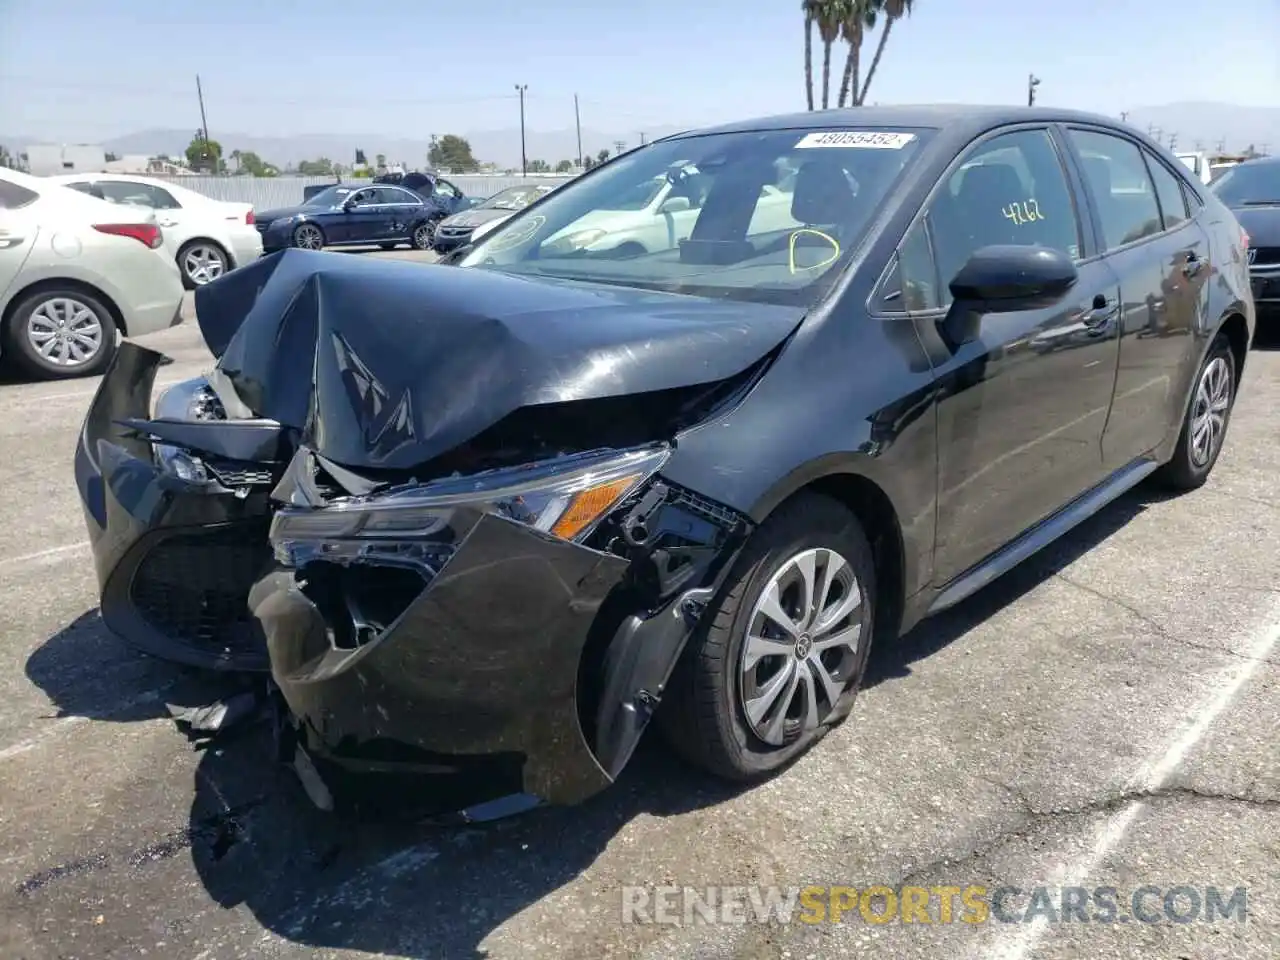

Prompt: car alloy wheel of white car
[{"left": 180, "top": 243, "right": 228, "bottom": 285}]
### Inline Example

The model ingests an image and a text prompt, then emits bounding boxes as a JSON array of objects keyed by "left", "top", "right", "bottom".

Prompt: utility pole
[
  {"left": 638, "top": 132, "right": 647, "bottom": 146},
  {"left": 1153, "top": 126, "right": 1163, "bottom": 143},
  {"left": 1262, "top": 143, "right": 1271, "bottom": 156},
  {"left": 573, "top": 93, "right": 583, "bottom": 168},
  {"left": 1194, "top": 139, "right": 1204, "bottom": 152},
  {"left": 1026, "top": 73, "right": 1040, "bottom": 107},
  {"left": 613, "top": 140, "right": 626, "bottom": 156},
  {"left": 514, "top": 84, "right": 528, "bottom": 176},
  {"left": 195, "top": 74, "right": 212, "bottom": 172},
  {"left": 1168, "top": 133, "right": 1178, "bottom": 151},
  {"left": 1119, "top": 111, "right": 1129, "bottom": 123}
]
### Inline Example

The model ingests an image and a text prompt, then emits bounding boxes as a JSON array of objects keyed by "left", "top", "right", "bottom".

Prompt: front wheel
[
  {"left": 292, "top": 222, "right": 325, "bottom": 250},
  {"left": 1153, "top": 332, "right": 1236, "bottom": 490},
  {"left": 659, "top": 492, "right": 875, "bottom": 780},
  {"left": 3, "top": 287, "right": 118, "bottom": 380}
]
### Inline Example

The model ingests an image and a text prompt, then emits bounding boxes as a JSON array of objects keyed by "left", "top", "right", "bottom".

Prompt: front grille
[
  {"left": 1250, "top": 247, "right": 1280, "bottom": 266},
  {"left": 130, "top": 527, "right": 270, "bottom": 659},
  {"left": 204, "top": 456, "right": 275, "bottom": 487},
  {"left": 437, "top": 226, "right": 474, "bottom": 239}
]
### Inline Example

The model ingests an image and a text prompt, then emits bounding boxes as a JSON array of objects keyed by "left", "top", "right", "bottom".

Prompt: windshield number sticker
[
  {"left": 1002, "top": 199, "right": 1045, "bottom": 225},
  {"left": 795, "top": 131, "right": 916, "bottom": 150}
]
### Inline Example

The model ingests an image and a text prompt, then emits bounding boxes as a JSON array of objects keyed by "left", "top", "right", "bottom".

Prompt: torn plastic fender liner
[
  {"left": 252, "top": 512, "right": 631, "bottom": 806},
  {"left": 74, "top": 342, "right": 279, "bottom": 671}
]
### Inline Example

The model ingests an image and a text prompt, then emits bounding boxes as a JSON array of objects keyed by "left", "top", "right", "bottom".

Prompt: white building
[{"left": 24, "top": 143, "right": 108, "bottom": 176}]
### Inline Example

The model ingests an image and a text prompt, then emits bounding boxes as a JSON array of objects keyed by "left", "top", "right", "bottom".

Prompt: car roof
[
  {"left": 1232, "top": 155, "right": 1280, "bottom": 169},
  {"left": 667, "top": 104, "right": 1138, "bottom": 140}
]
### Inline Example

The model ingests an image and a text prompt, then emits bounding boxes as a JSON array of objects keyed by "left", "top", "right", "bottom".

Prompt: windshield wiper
[{"left": 1240, "top": 200, "right": 1280, "bottom": 206}]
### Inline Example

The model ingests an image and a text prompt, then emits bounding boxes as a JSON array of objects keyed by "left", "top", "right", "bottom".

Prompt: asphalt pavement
[{"left": 0, "top": 260, "right": 1276, "bottom": 960}]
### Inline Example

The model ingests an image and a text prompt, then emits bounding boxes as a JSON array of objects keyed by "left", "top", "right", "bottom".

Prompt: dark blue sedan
[{"left": 255, "top": 179, "right": 470, "bottom": 252}]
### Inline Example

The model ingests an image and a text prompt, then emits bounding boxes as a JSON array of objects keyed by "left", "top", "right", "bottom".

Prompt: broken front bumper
[
  {"left": 252, "top": 448, "right": 746, "bottom": 811},
  {"left": 74, "top": 343, "right": 284, "bottom": 671}
]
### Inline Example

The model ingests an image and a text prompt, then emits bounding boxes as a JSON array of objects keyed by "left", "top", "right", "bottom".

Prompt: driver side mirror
[
  {"left": 659, "top": 196, "right": 691, "bottom": 214},
  {"left": 342, "top": 196, "right": 360, "bottom": 211},
  {"left": 941, "top": 245, "right": 1078, "bottom": 347}
]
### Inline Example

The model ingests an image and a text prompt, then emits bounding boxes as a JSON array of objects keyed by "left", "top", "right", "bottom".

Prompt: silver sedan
[{"left": 0, "top": 166, "right": 185, "bottom": 379}]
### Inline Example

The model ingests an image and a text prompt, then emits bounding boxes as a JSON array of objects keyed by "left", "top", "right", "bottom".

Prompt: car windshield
[
  {"left": 460, "top": 126, "right": 930, "bottom": 305},
  {"left": 305, "top": 186, "right": 356, "bottom": 206},
  {"left": 1210, "top": 162, "right": 1280, "bottom": 205},
  {"left": 479, "top": 185, "right": 551, "bottom": 211}
]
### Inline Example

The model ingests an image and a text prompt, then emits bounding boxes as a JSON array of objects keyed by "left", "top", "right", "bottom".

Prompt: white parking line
[
  {"left": 984, "top": 596, "right": 1280, "bottom": 960},
  {"left": 0, "top": 542, "right": 89, "bottom": 569}
]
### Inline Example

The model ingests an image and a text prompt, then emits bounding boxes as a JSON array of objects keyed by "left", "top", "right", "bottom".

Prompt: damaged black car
[{"left": 76, "top": 106, "right": 1254, "bottom": 815}]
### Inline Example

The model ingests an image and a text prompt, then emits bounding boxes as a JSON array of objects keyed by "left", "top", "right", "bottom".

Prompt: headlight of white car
[
  {"left": 469, "top": 217, "right": 506, "bottom": 241},
  {"left": 542, "top": 228, "right": 607, "bottom": 255}
]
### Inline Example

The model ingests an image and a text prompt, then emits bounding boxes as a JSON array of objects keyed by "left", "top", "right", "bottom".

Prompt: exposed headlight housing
[
  {"left": 151, "top": 377, "right": 226, "bottom": 481},
  {"left": 270, "top": 445, "right": 670, "bottom": 574}
]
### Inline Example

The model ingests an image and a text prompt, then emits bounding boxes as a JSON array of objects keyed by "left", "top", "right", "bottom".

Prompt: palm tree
[
  {"left": 836, "top": 0, "right": 878, "bottom": 108},
  {"left": 858, "top": 0, "right": 914, "bottom": 106},
  {"left": 814, "top": 0, "right": 847, "bottom": 109},
  {"left": 802, "top": 0, "right": 819, "bottom": 110}
]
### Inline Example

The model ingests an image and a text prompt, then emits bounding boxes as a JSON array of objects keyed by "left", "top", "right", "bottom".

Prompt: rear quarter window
[{"left": 0, "top": 181, "right": 40, "bottom": 209}]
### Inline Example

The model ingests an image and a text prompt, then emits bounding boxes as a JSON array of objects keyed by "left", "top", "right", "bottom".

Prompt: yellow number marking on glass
[
  {"left": 1002, "top": 198, "right": 1045, "bottom": 226},
  {"left": 788, "top": 229, "right": 841, "bottom": 275}
]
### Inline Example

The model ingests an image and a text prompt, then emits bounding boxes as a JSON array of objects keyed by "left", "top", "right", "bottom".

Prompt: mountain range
[{"left": 5, "top": 103, "right": 1278, "bottom": 169}]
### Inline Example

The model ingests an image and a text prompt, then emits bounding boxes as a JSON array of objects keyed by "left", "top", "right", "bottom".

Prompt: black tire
[
  {"left": 379, "top": 242, "right": 399, "bottom": 251},
  {"left": 1153, "top": 332, "right": 1236, "bottom": 491},
  {"left": 659, "top": 492, "right": 876, "bottom": 781},
  {"left": 292, "top": 222, "right": 326, "bottom": 250},
  {"left": 176, "top": 240, "right": 229, "bottom": 290},
  {"left": 412, "top": 218, "right": 441, "bottom": 251},
  {"left": 3, "top": 286, "right": 118, "bottom": 380}
]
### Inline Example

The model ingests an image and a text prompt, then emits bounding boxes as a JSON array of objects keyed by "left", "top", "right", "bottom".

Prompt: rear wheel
[
  {"left": 1153, "top": 332, "right": 1236, "bottom": 490},
  {"left": 177, "top": 240, "right": 229, "bottom": 289},
  {"left": 660, "top": 492, "right": 875, "bottom": 780},
  {"left": 4, "top": 286, "right": 118, "bottom": 380}
]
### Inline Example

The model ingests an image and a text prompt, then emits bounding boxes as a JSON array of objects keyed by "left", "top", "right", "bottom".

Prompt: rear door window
[{"left": 1067, "top": 129, "right": 1163, "bottom": 251}]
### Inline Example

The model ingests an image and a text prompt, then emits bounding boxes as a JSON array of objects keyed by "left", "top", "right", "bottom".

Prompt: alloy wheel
[
  {"left": 738, "top": 547, "right": 863, "bottom": 746},
  {"left": 413, "top": 222, "right": 435, "bottom": 249},
  {"left": 1190, "top": 356, "right": 1231, "bottom": 467},
  {"left": 25, "top": 297, "right": 104, "bottom": 368},
  {"left": 182, "top": 244, "right": 226, "bottom": 285},
  {"left": 294, "top": 224, "right": 323, "bottom": 250}
]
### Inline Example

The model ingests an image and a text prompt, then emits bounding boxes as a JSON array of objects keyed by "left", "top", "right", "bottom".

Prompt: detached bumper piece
[
  {"left": 253, "top": 444, "right": 750, "bottom": 816},
  {"left": 75, "top": 343, "right": 290, "bottom": 671}
]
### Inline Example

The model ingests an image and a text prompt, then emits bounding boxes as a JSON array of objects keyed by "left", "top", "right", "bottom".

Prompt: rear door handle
[
  {"left": 1183, "top": 253, "right": 1204, "bottom": 277},
  {"left": 0, "top": 235, "right": 25, "bottom": 248}
]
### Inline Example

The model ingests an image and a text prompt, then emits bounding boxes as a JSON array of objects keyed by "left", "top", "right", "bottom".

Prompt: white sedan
[
  {"left": 47, "top": 173, "right": 263, "bottom": 288},
  {"left": 542, "top": 174, "right": 800, "bottom": 257},
  {"left": 0, "top": 166, "right": 185, "bottom": 379}
]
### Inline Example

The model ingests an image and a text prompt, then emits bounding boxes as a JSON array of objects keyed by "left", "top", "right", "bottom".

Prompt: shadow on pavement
[{"left": 20, "top": 482, "right": 1174, "bottom": 958}]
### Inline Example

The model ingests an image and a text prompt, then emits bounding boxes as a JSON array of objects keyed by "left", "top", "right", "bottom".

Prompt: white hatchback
[{"left": 47, "top": 173, "right": 263, "bottom": 288}]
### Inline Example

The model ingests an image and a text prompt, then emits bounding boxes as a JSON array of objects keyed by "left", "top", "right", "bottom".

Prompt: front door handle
[
  {"left": 0, "top": 235, "right": 25, "bottom": 248},
  {"left": 1081, "top": 296, "right": 1119, "bottom": 330},
  {"left": 1183, "top": 253, "right": 1204, "bottom": 277}
]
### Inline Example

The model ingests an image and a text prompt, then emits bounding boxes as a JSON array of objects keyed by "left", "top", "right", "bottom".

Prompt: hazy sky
[{"left": 1, "top": 0, "right": 1277, "bottom": 140}]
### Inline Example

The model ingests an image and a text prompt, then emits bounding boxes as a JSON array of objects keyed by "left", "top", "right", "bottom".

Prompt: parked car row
[{"left": 75, "top": 105, "right": 1257, "bottom": 823}]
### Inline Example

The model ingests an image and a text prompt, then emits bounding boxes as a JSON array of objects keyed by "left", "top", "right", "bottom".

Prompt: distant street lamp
[
  {"left": 514, "top": 84, "right": 528, "bottom": 176},
  {"left": 1027, "top": 73, "right": 1041, "bottom": 107}
]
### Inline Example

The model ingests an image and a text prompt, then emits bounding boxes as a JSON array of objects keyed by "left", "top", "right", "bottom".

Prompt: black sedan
[
  {"left": 255, "top": 177, "right": 469, "bottom": 252},
  {"left": 75, "top": 105, "right": 1255, "bottom": 819},
  {"left": 1210, "top": 155, "right": 1280, "bottom": 316}
]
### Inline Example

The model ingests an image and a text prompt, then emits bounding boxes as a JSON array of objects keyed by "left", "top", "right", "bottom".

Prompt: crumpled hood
[
  {"left": 192, "top": 249, "right": 803, "bottom": 471},
  {"left": 1232, "top": 205, "right": 1280, "bottom": 249}
]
